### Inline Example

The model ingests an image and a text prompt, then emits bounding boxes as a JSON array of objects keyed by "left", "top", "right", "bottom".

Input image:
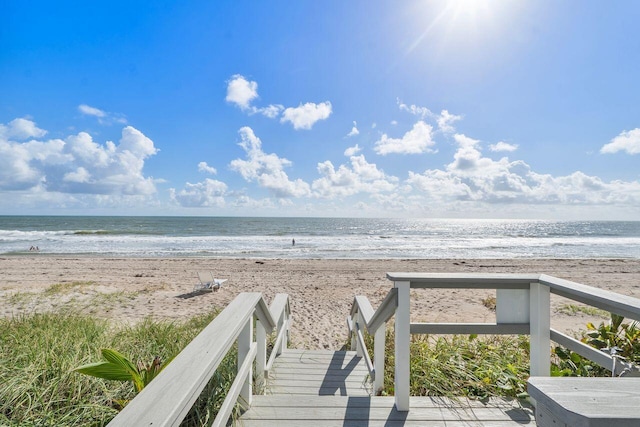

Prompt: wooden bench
[{"left": 528, "top": 377, "right": 640, "bottom": 427}]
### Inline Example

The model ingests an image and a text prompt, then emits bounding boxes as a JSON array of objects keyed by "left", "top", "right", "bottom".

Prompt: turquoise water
[{"left": 1, "top": 216, "right": 639, "bottom": 259}]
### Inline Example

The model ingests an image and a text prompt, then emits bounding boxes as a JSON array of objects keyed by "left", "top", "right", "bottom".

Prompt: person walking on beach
[{"left": 292, "top": 238, "right": 295, "bottom": 246}]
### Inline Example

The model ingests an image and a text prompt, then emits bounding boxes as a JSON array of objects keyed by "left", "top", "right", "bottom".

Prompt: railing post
[
  {"left": 394, "top": 280, "right": 410, "bottom": 411},
  {"left": 238, "top": 318, "right": 253, "bottom": 406},
  {"left": 374, "top": 322, "right": 386, "bottom": 394},
  {"left": 355, "top": 311, "right": 364, "bottom": 357},
  {"left": 530, "top": 281, "right": 551, "bottom": 377},
  {"left": 256, "top": 319, "right": 266, "bottom": 392},
  {"left": 350, "top": 312, "right": 358, "bottom": 351},
  {"left": 279, "top": 310, "right": 288, "bottom": 354}
]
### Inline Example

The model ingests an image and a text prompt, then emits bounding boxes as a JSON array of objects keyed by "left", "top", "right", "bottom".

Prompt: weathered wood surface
[
  {"left": 239, "top": 395, "right": 535, "bottom": 426},
  {"left": 528, "top": 377, "right": 640, "bottom": 427},
  {"left": 384, "top": 273, "right": 640, "bottom": 322},
  {"left": 238, "top": 349, "right": 535, "bottom": 426},
  {"left": 266, "top": 349, "right": 372, "bottom": 396},
  {"left": 108, "top": 292, "right": 275, "bottom": 427}
]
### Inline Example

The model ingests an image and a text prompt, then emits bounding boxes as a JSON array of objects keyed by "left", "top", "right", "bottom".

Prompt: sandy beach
[{"left": 1, "top": 257, "right": 640, "bottom": 349}]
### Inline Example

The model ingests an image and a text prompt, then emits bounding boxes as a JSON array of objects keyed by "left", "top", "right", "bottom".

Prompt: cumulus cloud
[
  {"left": 374, "top": 121, "right": 435, "bottom": 155},
  {"left": 229, "top": 127, "right": 311, "bottom": 197},
  {"left": 198, "top": 161, "right": 217, "bottom": 175},
  {"left": 312, "top": 154, "right": 398, "bottom": 198},
  {"left": 281, "top": 102, "right": 332, "bottom": 130},
  {"left": 601, "top": 128, "right": 640, "bottom": 155},
  {"left": 347, "top": 121, "right": 359, "bottom": 137},
  {"left": 344, "top": 144, "right": 362, "bottom": 156},
  {"left": 397, "top": 100, "right": 462, "bottom": 133},
  {"left": 436, "top": 110, "right": 462, "bottom": 133},
  {"left": 223, "top": 75, "right": 290, "bottom": 119},
  {"left": 489, "top": 141, "right": 518, "bottom": 152},
  {"left": 0, "top": 118, "right": 158, "bottom": 196},
  {"left": 0, "top": 118, "right": 47, "bottom": 140},
  {"left": 170, "top": 178, "right": 227, "bottom": 207},
  {"left": 226, "top": 75, "right": 259, "bottom": 110},
  {"left": 78, "top": 104, "right": 106, "bottom": 118},
  {"left": 406, "top": 132, "right": 640, "bottom": 205},
  {"left": 259, "top": 104, "right": 285, "bottom": 118},
  {"left": 78, "top": 104, "right": 127, "bottom": 125},
  {"left": 397, "top": 99, "right": 432, "bottom": 118}
]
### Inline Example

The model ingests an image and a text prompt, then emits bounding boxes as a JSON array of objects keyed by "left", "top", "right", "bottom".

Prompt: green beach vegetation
[
  {"left": 0, "top": 311, "right": 236, "bottom": 426},
  {"left": 364, "top": 331, "right": 531, "bottom": 399},
  {"left": 2, "top": 308, "right": 637, "bottom": 426}
]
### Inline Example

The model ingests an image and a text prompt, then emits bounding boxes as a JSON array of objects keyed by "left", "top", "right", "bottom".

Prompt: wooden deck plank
[
  {"left": 241, "top": 405, "right": 533, "bottom": 421},
  {"left": 528, "top": 377, "right": 640, "bottom": 426},
  {"left": 248, "top": 395, "right": 530, "bottom": 409},
  {"left": 238, "top": 421, "right": 533, "bottom": 427},
  {"left": 239, "top": 395, "right": 534, "bottom": 426},
  {"left": 239, "top": 349, "right": 536, "bottom": 426}
]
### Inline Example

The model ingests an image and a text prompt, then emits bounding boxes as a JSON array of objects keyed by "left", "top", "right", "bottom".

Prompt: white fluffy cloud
[
  {"left": 281, "top": 102, "right": 332, "bottom": 130},
  {"left": 0, "top": 118, "right": 47, "bottom": 140},
  {"left": 312, "top": 155, "right": 398, "bottom": 198},
  {"left": 78, "top": 104, "right": 106, "bottom": 118},
  {"left": 259, "top": 104, "right": 285, "bottom": 118},
  {"left": 225, "top": 75, "right": 258, "bottom": 110},
  {"left": 601, "top": 128, "right": 640, "bottom": 155},
  {"left": 489, "top": 141, "right": 518, "bottom": 152},
  {"left": 406, "top": 133, "right": 640, "bottom": 205},
  {"left": 344, "top": 144, "right": 362, "bottom": 156},
  {"left": 229, "top": 127, "right": 311, "bottom": 197},
  {"left": 0, "top": 118, "right": 158, "bottom": 195},
  {"left": 347, "top": 121, "right": 359, "bottom": 137},
  {"left": 436, "top": 110, "right": 462, "bottom": 133},
  {"left": 224, "top": 74, "right": 296, "bottom": 120},
  {"left": 397, "top": 100, "right": 462, "bottom": 133},
  {"left": 374, "top": 121, "right": 435, "bottom": 155},
  {"left": 397, "top": 99, "right": 432, "bottom": 118},
  {"left": 78, "top": 104, "right": 127, "bottom": 124},
  {"left": 198, "top": 161, "right": 217, "bottom": 175},
  {"left": 170, "top": 178, "right": 227, "bottom": 207}
]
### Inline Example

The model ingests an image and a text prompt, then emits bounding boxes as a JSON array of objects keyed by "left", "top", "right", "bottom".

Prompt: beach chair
[{"left": 194, "top": 271, "right": 227, "bottom": 292}]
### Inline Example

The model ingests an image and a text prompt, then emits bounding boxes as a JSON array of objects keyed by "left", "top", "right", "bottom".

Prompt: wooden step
[
  {"left": 238, "top": 395, "right": 535, "bottom": 426},
  {"left": 267, "top": 349, "right": 372, "bottom": 396}
]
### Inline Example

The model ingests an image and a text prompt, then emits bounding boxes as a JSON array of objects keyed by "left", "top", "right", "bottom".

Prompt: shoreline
[{"left": 2, "top": 256, "right": 639, "bottom": 349}]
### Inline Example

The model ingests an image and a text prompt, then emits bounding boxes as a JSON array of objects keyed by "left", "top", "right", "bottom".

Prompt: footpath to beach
[{"left": 1, "top": 257, "right": 639, "bottom": 349}]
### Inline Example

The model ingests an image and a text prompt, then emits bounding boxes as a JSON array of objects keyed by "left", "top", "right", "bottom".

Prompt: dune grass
[
  {"left": 0, "top": 311, "right": 233, "bottom": 426},
  {"left": 365, "top": 330, "right": 531, "bottom": 399}
]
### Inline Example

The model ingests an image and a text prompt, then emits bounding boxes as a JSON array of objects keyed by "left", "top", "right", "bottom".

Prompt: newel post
[
  {"left": 529, "top": 281, "right": 551, "bottom": 376},
  {"left": 238, "top": 318, "right": 253, "bottom": 406},
  {"left": 394, "top": 280, "right": 410, "bottom": 411}
]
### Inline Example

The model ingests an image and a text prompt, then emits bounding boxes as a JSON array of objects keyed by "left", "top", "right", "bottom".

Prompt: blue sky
[{"left": 1, "top": 0, "right": 639, "bottom": 218}]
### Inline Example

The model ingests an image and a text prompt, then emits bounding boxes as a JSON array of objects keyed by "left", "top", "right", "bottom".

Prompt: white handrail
[
  {"left": 350, "top": 273, "right": 640, "bottom": 412},
  {"left": 348, "top": 288, "right": 397, "bottom": 395},
  {"left": 108, "top": 292, "right": 289, "bottom": 427}
]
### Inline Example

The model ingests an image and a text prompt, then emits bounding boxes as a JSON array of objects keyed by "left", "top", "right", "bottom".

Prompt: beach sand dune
[{"left": 1, "top": 257, "right": 639, "bottom": 349}]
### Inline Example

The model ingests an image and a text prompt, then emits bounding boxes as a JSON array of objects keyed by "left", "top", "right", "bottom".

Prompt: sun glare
[{"left": 406, "top": 0, "right": 508, "bottom": 56}]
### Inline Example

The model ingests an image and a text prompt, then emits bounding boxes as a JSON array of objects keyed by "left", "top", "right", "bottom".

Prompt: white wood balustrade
[
  {"left": 348, "top": 273, "right": 640, "bottom": 412},
  {"left": 106, "top": 272, "right": 640, "bottom": 425},
  {"left": 107, "top": 292, "right": 290, "bottom": 427}
]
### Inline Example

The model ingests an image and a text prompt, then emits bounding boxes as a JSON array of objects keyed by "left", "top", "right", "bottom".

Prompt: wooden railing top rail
[
  {"left": 386, "top": 272, "right": 640, "bottom": 321},
  {"left": 538, "top": 274, "right": 640, "bottom": 322},
  {"left": 270, "top": 293, "right": 290, "bottom": 322},
  {"left": 351, "top": 288, "right": 398, "bottom": 334},
  {"left": 108, "top": 292, "right": 279, "bottom": 427}
]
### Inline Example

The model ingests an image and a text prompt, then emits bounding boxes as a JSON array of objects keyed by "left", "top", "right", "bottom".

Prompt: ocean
[{"left": 0, "top": 216, "right": 639, "bottom": 259}]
